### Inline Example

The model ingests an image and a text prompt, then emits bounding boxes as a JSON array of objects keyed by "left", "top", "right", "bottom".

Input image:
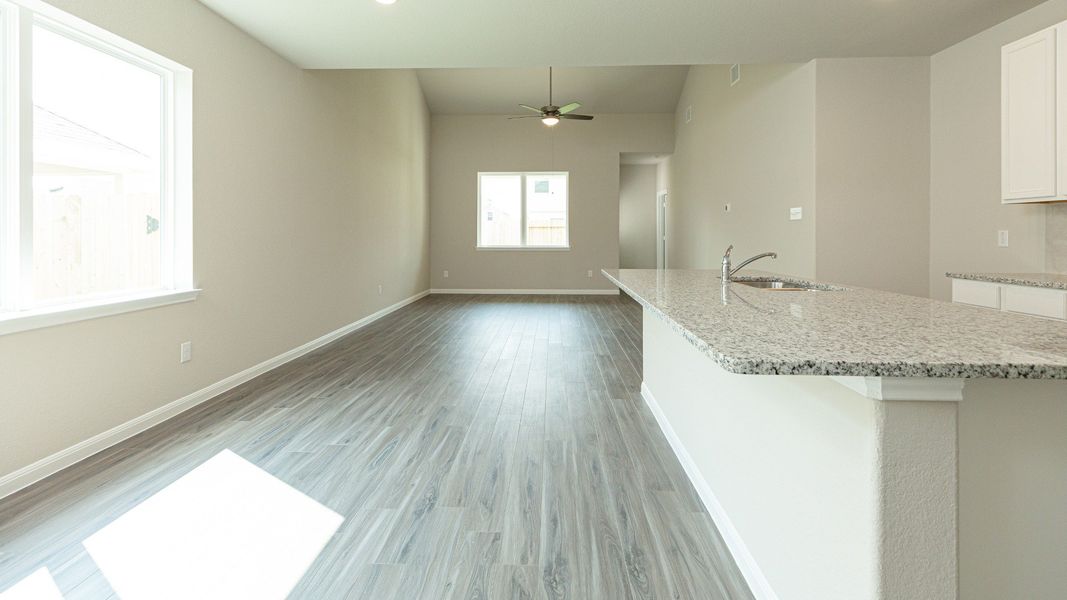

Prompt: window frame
[
  {"left": 0, "top": 0, "right": 195, "bottom": 336},
  {"left": 476, "top": 171, "right": 570, "bottom": 251}
]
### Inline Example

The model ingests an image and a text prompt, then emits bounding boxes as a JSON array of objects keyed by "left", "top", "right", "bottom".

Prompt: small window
[
  {"left": 0, "top": 0, "right": 193, "bottom": 332},
  {"left": 477, "top": 172, "right": 568, "bottom": 249}
]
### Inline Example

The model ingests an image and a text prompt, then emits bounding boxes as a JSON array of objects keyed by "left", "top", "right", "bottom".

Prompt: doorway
[{"left": 619, "top": 152, "right": 671, "bottom": 270}]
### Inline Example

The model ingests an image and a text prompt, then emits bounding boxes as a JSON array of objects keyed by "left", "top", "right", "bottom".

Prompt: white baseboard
[
  {"left": 0, "top": 290, "right": 431, "bottom": 500},
  {"left": 640, "top": 381, "right": 779, "bottom": 600},
  {"left": 429, "top": 288, "right": 619, "bottom": 295}
]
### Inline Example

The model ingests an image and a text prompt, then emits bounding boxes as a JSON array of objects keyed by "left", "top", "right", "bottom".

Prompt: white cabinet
[
  {"left": 951, "top": 278, "right": 1067, "bottom": 320},
  {"left": 952, "top": 278, "right": 1001, "bottom": 309},
  {"left": 1001, "top": 284, "right": 1067, "bottom": 319},
  {"left": 1002, "top": 24, "right": 1067, "bottom": 203}
]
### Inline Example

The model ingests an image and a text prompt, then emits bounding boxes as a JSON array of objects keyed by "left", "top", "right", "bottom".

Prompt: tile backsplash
[{"left": 1048, "top": 204, "right": 1067, "bottom": 274}]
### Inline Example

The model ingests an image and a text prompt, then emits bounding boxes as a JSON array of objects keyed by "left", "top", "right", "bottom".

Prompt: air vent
[{"left": 730, "top": 64, "right": 741, "bottom": 86}]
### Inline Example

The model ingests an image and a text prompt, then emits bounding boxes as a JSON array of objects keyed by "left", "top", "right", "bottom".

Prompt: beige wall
[
  {"left": 669, "top": 64, "right": 817, "bottom": 278},
  {"left": 619, "top": 164, "right": 658, "bottom": 268},
  {"left": 814, "top": 58, "right": 931, "bottom": 297},
  {"left": 670, "top": 61, "right": 933, "bottom": 293},
  {"left": 0, "top": 0, "right": 430, "bottom": 479},
  {"left": 429, "top": 114, "right": 673, "bottom": 291},
  {"left": 929, "top": 0, "right": 1067, "bottom": 300}
]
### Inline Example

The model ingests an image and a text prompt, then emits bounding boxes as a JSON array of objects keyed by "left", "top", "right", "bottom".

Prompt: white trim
[
  {"left": 430, "top": 288, "right": 618, "bottom": 295},
  {"left": 640, "top": 381, "right": 779, "bottom": 600},
  {"left": 7, "top": 0, "right": 189, "bottom": 72},
  {"left": 0, "top": 0, "right": 194, "bottom": 311},
  {"left": 477, "top": 171, "right": 570, "bottom": 249},
  {"left": 0, "top": 288, "right": 200, "bottom": 336},
  {"left": 15, "top": 4, "right": 31, "bottom": 307},
  {"left": 830, "top": 376, "right": 965, "bottom": 401},
  {"left": 0, "top": 289, "right": 430, "bottom": 500},
  {"left": 0, "top": 2, "right": 20, "bottom": 312},
  {"left": 475, "top": 246, "right": 570, "bottom": 251},
  {"left": 656, "top": 191, "right": 668, "bottom": 270}
]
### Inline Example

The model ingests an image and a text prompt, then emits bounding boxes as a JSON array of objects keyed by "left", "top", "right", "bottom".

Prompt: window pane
[
  {"left": 32, "top": 26, "right": 163, "bottom": 304},
  {"left": 479, "top": 174, "right": 521, "bottom": 246},
  {"left": 526, "top": 174, "right": 567, "bottom": 246}
]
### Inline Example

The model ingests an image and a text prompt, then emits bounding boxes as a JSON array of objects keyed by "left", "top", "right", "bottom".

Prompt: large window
[
  {"left": 0, "top": 1, "right": 192, "bottom": 334},
  {"left": 477, "top": 172, "right": 568, "bottom": 249}
]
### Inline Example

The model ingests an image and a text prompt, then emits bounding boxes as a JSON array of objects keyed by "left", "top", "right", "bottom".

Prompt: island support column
[
  {"left": 836, "top": 377, "right": 963, "bottom": 600},
  {"left": 640, "top": 307, "right": 964, "bottom": 600}
]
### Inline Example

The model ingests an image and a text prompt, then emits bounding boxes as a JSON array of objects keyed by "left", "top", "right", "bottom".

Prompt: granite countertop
[
  {"left": 946, "top": 272, "right": 1067, "bottom": 290},
  {"left": 603, "top": 268, "right": 1067, "bottom": 379}
]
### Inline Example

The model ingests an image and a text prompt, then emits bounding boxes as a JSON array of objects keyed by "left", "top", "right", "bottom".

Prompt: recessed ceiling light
[{"left": 376, "top": 0, "right": 396, "bottom": 4}]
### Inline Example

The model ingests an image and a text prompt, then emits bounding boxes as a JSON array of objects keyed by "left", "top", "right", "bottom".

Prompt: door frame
[{"left": 656, "top": 191, "right": 668, "bottom": 269}]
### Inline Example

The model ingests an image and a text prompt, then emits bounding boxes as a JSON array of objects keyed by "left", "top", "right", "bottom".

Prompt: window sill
[
  {"left": 0, "top": 288, "right": 200, "bottom": 337},
  {"left": 475, "top": 246, "right": 571, "bottom": 252}
]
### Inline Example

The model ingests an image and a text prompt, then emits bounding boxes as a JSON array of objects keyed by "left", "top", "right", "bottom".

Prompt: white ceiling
[
  {"left": 197, "top": 0, "right": 1042, "bottom": 69},
  {"left": 416, "top": 67, "right": 689, "bottom": 115}
]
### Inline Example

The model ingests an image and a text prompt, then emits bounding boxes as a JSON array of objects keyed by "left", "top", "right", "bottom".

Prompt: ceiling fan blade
[
  {"left": 508, "top": 115, "right": 543, "bottom": 119},
  {"left": 560, "top": 113, "right": 594, "bottom": 120},
  {"left": 558, "top": 102, "right": 582, "bottom": 114},
  {"left": 518, "top": 104, "right": 543, "bottom": 114}
]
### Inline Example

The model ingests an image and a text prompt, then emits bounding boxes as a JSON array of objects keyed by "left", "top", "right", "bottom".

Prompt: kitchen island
[{"left": 602, "top": 268, "right": 1067, "bottom": 600}]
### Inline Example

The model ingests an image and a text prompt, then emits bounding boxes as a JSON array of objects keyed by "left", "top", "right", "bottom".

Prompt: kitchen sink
[{"left": 734, "top": 279, "right": 829, "bottom": 291}]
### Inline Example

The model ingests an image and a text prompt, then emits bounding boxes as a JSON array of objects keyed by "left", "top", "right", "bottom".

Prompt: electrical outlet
[
  {"left": 443, "top": 270, "right": 449, "bottom": 279},
  {"left": 377, "top": 284, "right": 383, "bottom": 295},
  {"left": 684, "top": 105, "right": 693, "bottom": 123},
  {"left": 730, "top": 63, "right": 741, "bottom": 86},
  {"left": 587, "top": 270, "right": 593, "bottom": 278},
  {"left": 180, "top": 341, "right": 192, "bottom": 364},
  {"left": 998, "top": 230, "right": 1009, "bottom": 247},
  {"left": 790, "top": 207, "right": 803, "bottom": 221}
]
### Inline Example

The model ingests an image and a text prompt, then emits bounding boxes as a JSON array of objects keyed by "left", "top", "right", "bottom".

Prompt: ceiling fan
[{"left": 510, "top": 67, "right": 594, "bottom": 126}]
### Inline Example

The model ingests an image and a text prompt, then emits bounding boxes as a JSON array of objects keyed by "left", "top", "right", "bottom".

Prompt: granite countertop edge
[
  {"left": 605, "top": 269, "right": 1067, "bottom": 380},
  {"left": 947, "top": 272, "right": 1067, "bottom": 290}
]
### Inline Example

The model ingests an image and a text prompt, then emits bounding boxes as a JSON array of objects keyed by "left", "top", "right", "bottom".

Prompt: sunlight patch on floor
[
  {"left": 0, "top": 568, "right": 63, "bottom": 600},
  {"left": 83, "top": 449, "right": 343, "bottom": 600}
]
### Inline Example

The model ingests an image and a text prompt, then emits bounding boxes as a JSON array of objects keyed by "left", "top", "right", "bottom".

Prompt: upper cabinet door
[
  {"left": 1002, "top": 27, "right": 1058, "bottom": 203},
  {"left": 1058, "top": 22, "right": 1067, "bottom": 198}
]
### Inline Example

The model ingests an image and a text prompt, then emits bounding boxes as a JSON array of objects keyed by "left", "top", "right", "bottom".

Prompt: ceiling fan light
[{"left": 542, "top": 116, "right": 560, "bottom": 126}]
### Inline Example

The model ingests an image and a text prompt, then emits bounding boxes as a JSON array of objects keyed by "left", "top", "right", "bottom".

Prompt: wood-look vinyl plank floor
[{"left": 0, "top": 294, "right": 754, "bottom": 600}]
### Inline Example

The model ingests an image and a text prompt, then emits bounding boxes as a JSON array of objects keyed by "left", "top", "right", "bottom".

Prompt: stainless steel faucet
[{"left": 721, "top": 245, "right": 778, "bottom": 281}]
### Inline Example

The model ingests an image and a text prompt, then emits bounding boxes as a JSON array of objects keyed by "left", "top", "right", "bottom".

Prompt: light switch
[{"left": 790, "top": 207, "right": 803, "bottom": 221}]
